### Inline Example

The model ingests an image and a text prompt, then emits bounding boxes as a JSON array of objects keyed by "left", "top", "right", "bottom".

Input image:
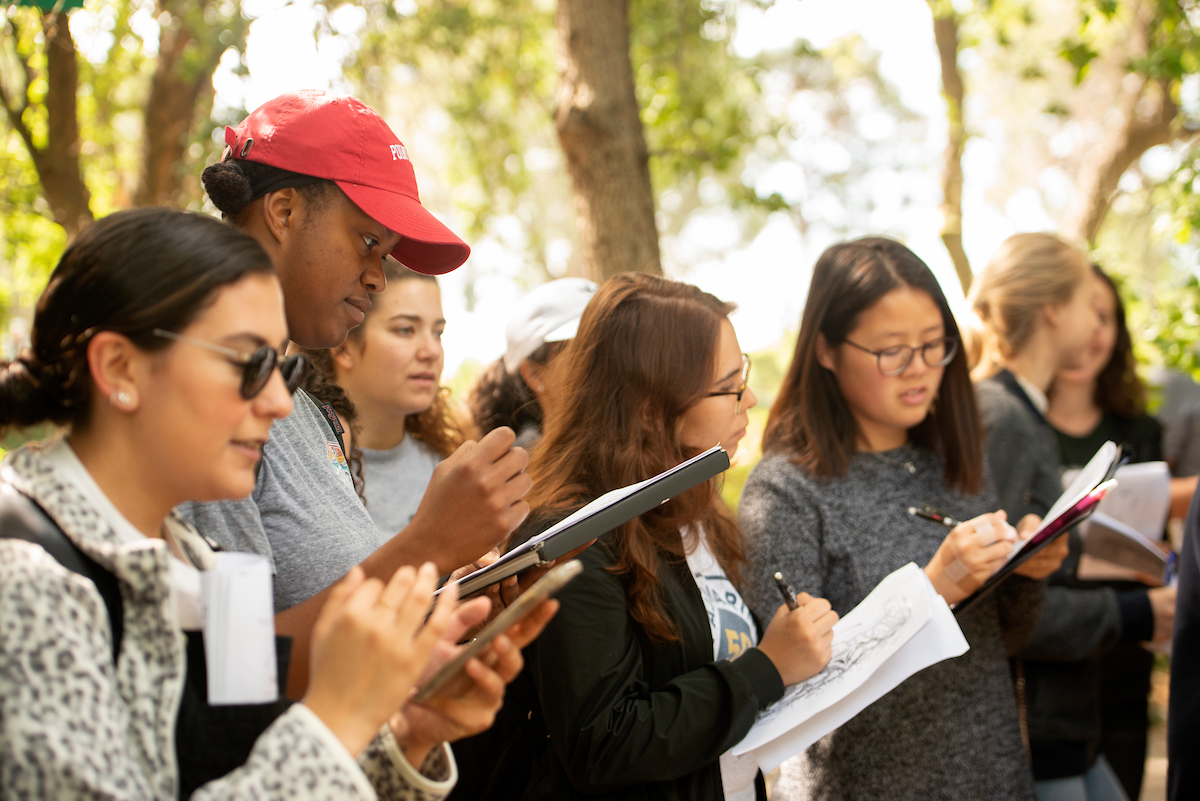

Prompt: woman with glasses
[
  {"left": 0, "top": 208, "right": 546, "bottom": 799},
  {"left": 451, "top": 273, "right": 838, "bottom": 801},
  {"left": 738, "top": 238, "right": 1064, "bottom": 800}
]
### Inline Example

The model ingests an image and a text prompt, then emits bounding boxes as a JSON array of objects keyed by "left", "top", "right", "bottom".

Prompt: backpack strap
[{"left": 0, "top": 484, "right": 123, "bottom": 665}]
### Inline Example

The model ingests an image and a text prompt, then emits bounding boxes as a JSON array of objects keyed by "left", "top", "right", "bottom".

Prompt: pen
[
  {"left": 1165, "top": 551, "right": 1178, "bottom": 586},
  {"left": 774, "top": 571, "right": 799, "bottom": 611},
  {"left": 907, "top": 504, "right": 960, "bottom": 529}
]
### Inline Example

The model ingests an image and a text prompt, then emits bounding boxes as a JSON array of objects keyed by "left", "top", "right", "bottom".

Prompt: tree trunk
[
  {"left": 930, "top": 7, "right": 971, "bottom": 295},
  {"left": 8, "top": 12, "right": 94, "bottom": 238},
  {"left": 554, "top": 0, "right": 661, "bottom": 280},
  {"left": 135, "top": 5, "right": 241, "bottom": 208}
]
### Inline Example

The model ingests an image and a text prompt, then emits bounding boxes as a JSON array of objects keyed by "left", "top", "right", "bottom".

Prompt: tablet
[{"left": 413, "top": 559, "right": 583, "bottom": 703}]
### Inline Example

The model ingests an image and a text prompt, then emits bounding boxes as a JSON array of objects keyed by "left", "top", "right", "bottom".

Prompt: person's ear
[
  {"left": 87, "top": 331, "right": 144, "bottom": 413},
  {"left": 518, "top": 359, "right": 547, "bottom": 396},
  {"left": 331, "top": 341, "right": 357, "bottom": 372},
  {"left": 1041, "top": 301, "right": 1063, "bottom": 333},
  {"left": 815, "top": 333, "right": 837, "bottom": 372},
  {"left": 261, "top": 188, "right": 302, "bottom": 245}
]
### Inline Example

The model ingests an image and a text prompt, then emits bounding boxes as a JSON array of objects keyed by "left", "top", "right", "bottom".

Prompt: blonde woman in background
[{"left": 971, "top": 233, "right": 1129, "bottom": 801}]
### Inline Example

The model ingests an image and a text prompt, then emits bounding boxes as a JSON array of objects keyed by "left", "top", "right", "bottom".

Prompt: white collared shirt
[{"left": 1013, "top": 372, "right": 1049, "bottom": 417}]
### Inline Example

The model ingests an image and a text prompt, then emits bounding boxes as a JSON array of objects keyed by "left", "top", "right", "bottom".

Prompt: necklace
[{"left": 870, "top": 449, "right": 916, "bottom": 474}]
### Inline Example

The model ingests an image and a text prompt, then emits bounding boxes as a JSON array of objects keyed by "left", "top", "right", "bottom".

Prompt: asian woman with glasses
[
  {"left": 0, "top": 208, "right": 551, "bottom": 799},
  {"left": 738, "top": 238, "right": 1066, "bottom": 800},
  {"left": 450, "top": 273, "right": 838, "bottom": 801}
]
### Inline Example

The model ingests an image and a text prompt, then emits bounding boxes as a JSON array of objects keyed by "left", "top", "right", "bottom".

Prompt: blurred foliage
[
  {"left": 329, "top": 0, "right": 924, "bottom": 286},
  {"left": 1092, "top": 140, "right": 1200, "bottom": 383},
  {"left": 0, "top": 0, "right": 249, "bottom": 333},
  {"left": 333, "top": 0, "right": 788, "bottom": 234}
]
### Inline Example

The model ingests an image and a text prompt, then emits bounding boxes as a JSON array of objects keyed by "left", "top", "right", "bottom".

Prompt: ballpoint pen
[
  {"left": 907, "top": 504, "right": 960, "bottom": 529},
  {"left": 774, "top": 571, "right": 799, "bottom": 611}
]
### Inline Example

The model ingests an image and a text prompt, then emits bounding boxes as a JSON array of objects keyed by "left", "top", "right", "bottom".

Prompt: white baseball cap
[{"left": 503, "top": 278, "right": 598, "bottom": 373}]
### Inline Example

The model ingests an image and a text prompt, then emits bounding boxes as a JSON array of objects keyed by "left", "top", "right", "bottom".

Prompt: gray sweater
[{"left": 739, "top": 447, "right": 1041, "bottom": 801}]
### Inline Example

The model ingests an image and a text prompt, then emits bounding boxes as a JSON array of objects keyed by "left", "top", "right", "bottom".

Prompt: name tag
[{"left": 201, "top": 552, "right": 278, "bottom": 705}]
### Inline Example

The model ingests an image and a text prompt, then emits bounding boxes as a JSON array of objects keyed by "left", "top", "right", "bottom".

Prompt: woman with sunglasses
[
  {"left": 738, "top": 239, "right": 1065, "bottom": 800},
  {"left": 0, "top": 208, "right": 545, "bottom": 799},
  {"left": 451, "top": 273, "right": 838, "bottom": 801}
]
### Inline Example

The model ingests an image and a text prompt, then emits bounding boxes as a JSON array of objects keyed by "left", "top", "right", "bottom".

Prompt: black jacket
[
  {"left": 451, "top": 520, "right": 784, "bottom": 801},
  {"left": 980, "top": 374, "right": 1158, "bottom": 780},
  {"left": 1169, "top": 484, "right": 1200, "bottom": 800}
]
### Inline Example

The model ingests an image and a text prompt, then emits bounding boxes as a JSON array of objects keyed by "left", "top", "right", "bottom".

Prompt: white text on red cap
[{"left": 390, "top": 144, "right": 410, "bottom": 161}]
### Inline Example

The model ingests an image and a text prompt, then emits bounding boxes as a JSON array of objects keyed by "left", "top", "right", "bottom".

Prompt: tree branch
[
  {"left": 1062, "top": 77, "right": 1183, "bottom": 245},
  {"left": 930, "top": 5, "right": 972, "bottom": 294}
]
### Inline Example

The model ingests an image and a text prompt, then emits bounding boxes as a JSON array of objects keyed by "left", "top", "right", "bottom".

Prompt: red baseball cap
[{"left": 225, "top": 90, "right": 469, "bottom": 275}]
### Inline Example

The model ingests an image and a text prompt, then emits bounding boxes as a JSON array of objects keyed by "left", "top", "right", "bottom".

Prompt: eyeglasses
[
  {"left": 843, "top": 336, "right": 959, "bottom": 377},
  {"left": 152, "top": 329, "right": 308, "bottom": 399},
  {"left": 705, "top": 353, "right": 752, "bottom": 414}
]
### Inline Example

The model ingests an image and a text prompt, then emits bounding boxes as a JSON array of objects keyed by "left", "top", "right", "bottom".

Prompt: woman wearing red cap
[{"left": 189, "top": 91, "right": 532, "bottom": 698}]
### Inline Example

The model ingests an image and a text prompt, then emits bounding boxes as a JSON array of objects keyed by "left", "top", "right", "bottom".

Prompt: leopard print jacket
[{"left": 0, "top": 443, "right": 458, "bottom": 800}]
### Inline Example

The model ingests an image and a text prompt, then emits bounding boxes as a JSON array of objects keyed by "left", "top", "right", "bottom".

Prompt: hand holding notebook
[
  {"left": 440, "top": 445, "right": 731, "bottom": 597},
  {"left": 952, "top": 441, "right": 1123, "bottom": 613}
]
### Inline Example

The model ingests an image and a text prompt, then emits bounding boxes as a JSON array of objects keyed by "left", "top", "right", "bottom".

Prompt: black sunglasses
[{"left": 153, "top": 329, "right": 308, "bottom": 399}]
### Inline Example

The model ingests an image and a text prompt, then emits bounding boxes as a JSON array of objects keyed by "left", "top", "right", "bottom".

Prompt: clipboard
[
  {"left": 441, "top": 445, "right": 731, "bottom": 597},
  {"left": 953, "top": 442, "right": 1125, "bottom": 615}
]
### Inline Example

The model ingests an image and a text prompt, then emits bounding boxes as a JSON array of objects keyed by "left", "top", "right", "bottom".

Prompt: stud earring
[
  {"left": 537, "top": 385, "right": 545, "bottom": 392},
  {"left": 111, "top": 390, "right": 132, "bottom": 408}
]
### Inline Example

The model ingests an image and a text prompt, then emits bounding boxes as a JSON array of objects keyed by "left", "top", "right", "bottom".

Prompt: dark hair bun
[
  {"left": 0, "top": 355, "right": 62, "bottom": 429},
  {"left": 202, "top": 161, "right": 254, "bottom": 218}
]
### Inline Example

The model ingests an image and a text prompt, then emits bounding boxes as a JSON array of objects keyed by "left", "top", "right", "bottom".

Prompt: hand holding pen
[
  {"left": 920, "top": 511, "right": 1017, "bottom": 605},
  {"left": 757, "top": 570, "right": 838, "bottom": 685}
]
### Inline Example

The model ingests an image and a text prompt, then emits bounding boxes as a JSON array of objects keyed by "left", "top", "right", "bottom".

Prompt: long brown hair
[
  {"left": 343, "top": 258, "right": 471, "bottom": 458},
  {"left": 1091, "top": 264, "right": 1146, "bottom": 418},
  {"left": 526, "top": 273, "right": 746, "bottom": 644},
  {"left": 764, "top": 238, "right": 985, "bottom": 495}
]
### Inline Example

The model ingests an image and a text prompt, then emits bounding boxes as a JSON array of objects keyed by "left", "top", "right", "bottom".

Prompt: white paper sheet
[
  {"left": 201, "top": 552, "right": 278, "bottom": 705},
  {"left": 749, "top": 578, "right": 968, "bottom": 772},
  {"left": 732, "top": 563, "right": 969, "bottom": 771},
  {"left": 1087, "top": 461, "right": 1170, "bottom": 542}
]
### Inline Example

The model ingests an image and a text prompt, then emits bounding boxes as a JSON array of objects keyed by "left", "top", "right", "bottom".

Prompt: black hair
[
  {"left": 0, "top": 208, "right": 275, "bottom": 430},
  {"left": 468, "top": 340, "right": 566, "bottom": 440},
  {"left": 765, "top": 237, "right": 985, "bottom": 495},
  {"left": 1090, "top": 263, "right": 1146, "bottom": 418},
  {"left": 201, "top": 159, "right": 337, "bottom": 220}
]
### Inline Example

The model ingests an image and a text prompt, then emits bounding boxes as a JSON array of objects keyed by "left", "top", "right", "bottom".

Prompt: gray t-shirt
[
  {"left": 361, "top": 437, "right": 441, "bottom": 536},
  {"left": 178, "top": 390, "right": 385, "bottom": 611}
]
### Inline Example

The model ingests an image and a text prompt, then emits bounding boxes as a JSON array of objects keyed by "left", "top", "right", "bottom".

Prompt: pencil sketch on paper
[
  {"left": 755, "top": 593, "right": 914, "bottom": 726},
  {"left": 734, "top": 563, "right": 937, "bottom": 755}
]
